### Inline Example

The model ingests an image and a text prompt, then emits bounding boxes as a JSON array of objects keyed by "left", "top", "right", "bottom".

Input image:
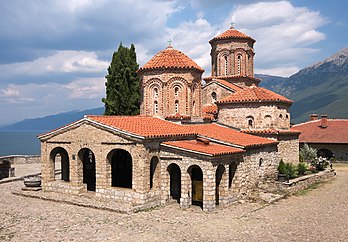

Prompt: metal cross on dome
[
  {"left": 168, "top": 39, "right": 173, "bottom": 47},
  {"left": 230, "top": 21, "right": 235, "bottom": 28}
]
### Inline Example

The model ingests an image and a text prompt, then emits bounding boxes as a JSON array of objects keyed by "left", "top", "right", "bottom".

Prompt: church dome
[
  {"left": 210, "top": 27, "right": 255, "bottom": 44},
  {"left": 138, "top": 46, "right": 204, "bottom": 73}
]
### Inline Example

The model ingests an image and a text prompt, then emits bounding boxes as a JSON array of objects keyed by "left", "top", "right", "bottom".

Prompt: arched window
[
  {"left": 237, "top": 55, "right": 242, "bottom": 75},
  {"left": 259, "top": 158, "right": 263, "bottom": 167},
  {"left": 279, "top": 114, "right": 283, "bottom": 119},
  {"left": 174, "top": 87, "right": 179, "bottom": 97},
  {"left": 211, "top": 92, "right": 217, "bottom": 103},
  {"left": 246, "top": 116, "right": 254, "bottom": 129},
  {"left": 153, "top": 87, "right": 158, "bottom": 98},
  {"left": 154, "top": 101, "right": 158, "bottom": 114},
  {"left": 224, "top": 55, "right": 228, "bottom": 75},
  {"left": 175, "top": 100, "right": 179, "bottom": 113}
]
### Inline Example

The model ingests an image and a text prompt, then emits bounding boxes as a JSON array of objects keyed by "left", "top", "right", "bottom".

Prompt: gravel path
[{"left": 1, "top": 164, "right": 347, "bottom": 241}]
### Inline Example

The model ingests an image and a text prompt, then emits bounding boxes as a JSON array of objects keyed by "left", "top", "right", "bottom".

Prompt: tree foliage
[{"left": 102, "top": 43, "right": 140, "bottom": 115}]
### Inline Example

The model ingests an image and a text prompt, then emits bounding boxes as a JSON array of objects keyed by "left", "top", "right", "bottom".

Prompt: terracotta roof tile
[
  {"left": 218, "top": 86, "right": 293, "bottom": 105},
  {"left": 185, "top": 123, "right": 277, "bottom": 148},
  {"left": 204, "top": 79, "right": 244, "bottom": 92},
  {"left": 202, "top": 104, "right": 218, "bottom": 114},
  {"left": 162, "top": 140, "right": 245, "bottom": 156},
  {"left": 87, "top": 115, "right": 196, "bottom": 139},
  {"left": 138, "top": 46, "right": 204, "bottom": 73},
  {"left": 293, "top": 119, "right": 348, "bottom": 144},
  {"left": 241, "top": 128, "right": 301, "bottom": 135},
  {"left": 210, "top": 27, "right": 255, "bottom": 43},
  {"left": 203, "top": 75, "right": 261, "bottom": 84}
]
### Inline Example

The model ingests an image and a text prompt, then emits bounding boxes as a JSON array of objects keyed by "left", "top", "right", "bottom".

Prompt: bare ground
[{"left": 1, "top": 164, "right": 348, "bottom": 241}]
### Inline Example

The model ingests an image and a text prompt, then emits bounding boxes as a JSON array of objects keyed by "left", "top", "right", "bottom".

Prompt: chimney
[
  {"left": 310, "top": 114, "right": 318, "bottom": 121},
  {"left": 197, "top": 137, "right": 210, "bottom": 145},
  {"left": 320, "top": 115, "right": 328, "bottom": 128}
]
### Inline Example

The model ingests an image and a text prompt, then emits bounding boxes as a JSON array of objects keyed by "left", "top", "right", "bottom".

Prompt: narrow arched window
[
  {"left": 154, "top": 101, "right": 158, "bottom": 114},
  {"left": 153, "top": 87, "right": 158, "bottom": 98},
  {"left": 175, "top": 100, "right": 179, "bottom": 113},
  {"left": 224, "top": 55, "right": 228, "bottom": 75},
  {"left": 248, "top": 119, "right": 253, "bottom": 128},
  {"left": 212, "top": 92, "right": 217, "bottom": 103},
  {"left": 174, "top": 87, "right": 179, "bottom": 97},
  {"left": 237, "top": 55, "right": 241, "bottom": 75}
]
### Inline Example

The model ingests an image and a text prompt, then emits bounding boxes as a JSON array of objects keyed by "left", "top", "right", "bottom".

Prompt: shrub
[
  {"left": 297, "top": 162, "right": 308, "bottom": 176},
  {"left": 285, "top": 163, "right": 297, "bottom": 179},
  {"left": 277, "top": 160, "right": 286, "bottom": 174},
  {"left": 299, "top": 143, "right": 317, "bottom": 162}
]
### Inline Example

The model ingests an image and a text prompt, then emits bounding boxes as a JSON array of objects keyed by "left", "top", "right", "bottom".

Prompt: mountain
[
  {"left": 1, "top": 107, "right": 104, "bottom": 130},
  {"left": 259, "top": 47, "right": 348, "bottom": 123}
]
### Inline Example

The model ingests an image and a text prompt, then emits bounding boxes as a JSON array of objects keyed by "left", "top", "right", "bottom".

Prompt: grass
[{"left": 293, "top": 181, "right": 325, "bottom": 196}]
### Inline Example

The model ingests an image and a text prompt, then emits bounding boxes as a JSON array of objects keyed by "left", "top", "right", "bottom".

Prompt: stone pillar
[
  {"left": 180, "top": 170, "right": 191, "bottom": 208},
  {"left": 41, "top": 143, "right": 55, "bottom": 184},
  {"left": 219, "top": 165, "right": 229, "bottom": 207},
  {"left": 203, "top": 168, "right": 215, "bottom": 211}
]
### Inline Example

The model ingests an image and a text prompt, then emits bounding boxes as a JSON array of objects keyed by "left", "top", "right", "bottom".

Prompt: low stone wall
[
  {"left": 281, "top": 169, "right": 335, "bottom": 194},
  {"left": 0, "top": 155, "right": 41, "bottom": 164}
]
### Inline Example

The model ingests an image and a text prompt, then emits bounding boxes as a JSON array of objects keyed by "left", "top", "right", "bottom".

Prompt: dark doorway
[
  {"left": 110, "top": 149, "right": 132, "bottom": 189},
  {"left": 150, "top": 157, "right": 159, "bottom": 189},
  {"left": 50, "top": 147, "right": 69, "bottom": 182},
  {"left": 167, "top": 163, "right": 181, "bottom": 203},
  {"left": 317, "top": 148, "right": 333, "bottom": 159},
  {"left": 188, "top": 165, "right": 203, "bottom": 207},
  {"left": 80, "top": 149, "right": 96, "bottom": 191},
  {"left": 215, "top": 165, "right": 225, "bottom": 205}
]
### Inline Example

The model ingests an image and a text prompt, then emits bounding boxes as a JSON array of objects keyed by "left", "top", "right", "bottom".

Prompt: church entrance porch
[
  {"left": 188, "top": 165, "right": 203, "bottom": 208},
  {"left": 109, "top": 149, "right": 132, "bottom": 189},
  {"left": 79, "top": 148, "right": 96, "bottom": 192},
  {"left": 167, "top": 163, "right": 181, "bottom": 203}
]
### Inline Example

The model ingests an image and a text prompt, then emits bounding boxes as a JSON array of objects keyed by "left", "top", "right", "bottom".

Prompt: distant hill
[
  {"left": 259, "top": 47, "right": 348, "bottom": 123},
  {"left": 1, "top": 107, "right": 104, "bottom": 130}
]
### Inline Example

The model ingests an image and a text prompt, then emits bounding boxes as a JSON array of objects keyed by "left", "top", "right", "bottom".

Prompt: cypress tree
[{"left": 102, "top": 43, "right": 140, "bottom": 115}]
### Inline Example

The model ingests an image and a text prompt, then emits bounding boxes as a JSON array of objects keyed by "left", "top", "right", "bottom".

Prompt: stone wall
[
  {"left": 218, "top": 102, "right": 291, "bottom": 130},
  {"left": 202, "top": 82, "right": 234, "bottom": 106},
  {"left": 0, "top": 155, "right": 40, "bottom": 164},
  {"left": 277, "top": 134, "right": 300, "bottom": 164},
  {"left": 281, "top": 169, "right": 335, "bottom": 194}
]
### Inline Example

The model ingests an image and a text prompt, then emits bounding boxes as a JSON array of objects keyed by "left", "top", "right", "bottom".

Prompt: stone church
[{"left": 39, "top": 27, "right": 300, "bottom": 212}]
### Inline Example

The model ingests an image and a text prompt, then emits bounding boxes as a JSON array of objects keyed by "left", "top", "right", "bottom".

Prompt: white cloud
[
  {"left": 255, "top": 66, "right": 300, "bottom": 77},
  {"left": 0, "top": 51, "right": 108, "bottom": 77},
  {"left": 221, "top": 1, "right": 327, "bottom": 76},
  {"left": 63, "top": 78, "right": 105, "bottom": 99}
]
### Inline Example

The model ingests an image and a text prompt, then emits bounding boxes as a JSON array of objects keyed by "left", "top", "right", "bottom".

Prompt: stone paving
[{"left": 0, "top": 163, "right": 348, "bottom": 241}]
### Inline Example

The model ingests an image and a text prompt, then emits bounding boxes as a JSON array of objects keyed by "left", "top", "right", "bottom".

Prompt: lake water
[{"left": 0, "top": 130, "right": 47, "bottom": 156}]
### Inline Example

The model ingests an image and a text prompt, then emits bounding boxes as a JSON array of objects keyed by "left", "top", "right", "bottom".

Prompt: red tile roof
[
  {"left": 210, "top": 27, "right": 255, "bottom": 44},
  {"left": 184, "top": 123, "right": 277, "bottom": 148},
  {"left": 203, "top": 75, "right": 261, "bottom": 84},
  {"left": 202, "top": 104, "right": 218, "bottom": 114},
  {"left": 293, "top": 119, "right": 348, "bottom": 144},
  {"left": 205, "top": 79, "right": 244, "bottom": 92},
  {"left": 241, "top": 128, "right": 301, "bottom": 135},
  {"left": 138, "top": 46, "right": 204, "bottom": 73},
  {"left": 162, "top": 140, "right": 245, "bottom": 156},
  {"left": 218, "top": 85, "right": 293, "bottom": 105},
  {"left": 87, "top": 115, "right": 196, "bottom": 139}
]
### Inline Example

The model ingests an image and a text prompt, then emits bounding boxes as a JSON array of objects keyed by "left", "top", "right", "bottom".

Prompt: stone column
[
  {"left": 203, "top": 167, "right": 215, "bottom": 211},
  {"left": 180, "top": 169, "right": 191, "bottom": 208}
]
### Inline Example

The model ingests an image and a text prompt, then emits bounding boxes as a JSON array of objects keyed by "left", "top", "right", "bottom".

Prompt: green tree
[{"left": 102, "top": 43, "right": 140, "bottom": 115}]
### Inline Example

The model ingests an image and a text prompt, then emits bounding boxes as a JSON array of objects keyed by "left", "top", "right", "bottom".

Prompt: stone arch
[
  {"left": 234, "top": 49, "right": 246, "bottom": 75},
  {"left": 108, "top": 149, "right": 132, "bottom": 189},
  {"left": 147, "top": 80, "right": 163, "bottom": 116},
  {"left": 317, "top": 148, "right": 333, "bottom": 159},
  {"left": 191, "top": 82, "right": 200, "bottom": 116},
  {"left": 167, "top": 163, "right": 181, "bottom": 203},
  {"left": 229, "top": 162, "right": 237, "bottom": 189},
  {"left": 150, "top": 156, "right": 159, "bottom": 189},
  {"left": 78, "top": 148, "right": 96, "bottom": 191},
  {"left": 215, "top": 164, "right": 225, "bottom": 205},
  {"left": 188, "top": 165, "right": 203, "bottom": 207},
  {"left": 49, "top": 147, "right": 69, "bottom": 182},
  {"left": 217, "top": 50, "right": 229, "bottom": 76},
  {"left": 168, "top": 77, "right": 188, "bottom": 115}
]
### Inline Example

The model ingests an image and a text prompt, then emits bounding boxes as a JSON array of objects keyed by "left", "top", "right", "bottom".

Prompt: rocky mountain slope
[{"left": 259, "top": 47, "right": 348, "bottom": 123}]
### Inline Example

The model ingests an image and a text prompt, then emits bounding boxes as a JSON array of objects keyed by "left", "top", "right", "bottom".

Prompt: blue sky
[{"left": 0, "top": 0, "right": 347, "bottom": 126}]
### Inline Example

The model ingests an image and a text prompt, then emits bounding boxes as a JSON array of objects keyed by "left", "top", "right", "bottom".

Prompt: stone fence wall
[
  {"left": 281, "top": 169, "right": 335, "bottom": 194},
  {"left": 0, "top": 155, "right": 41, "bottom": 165}
]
